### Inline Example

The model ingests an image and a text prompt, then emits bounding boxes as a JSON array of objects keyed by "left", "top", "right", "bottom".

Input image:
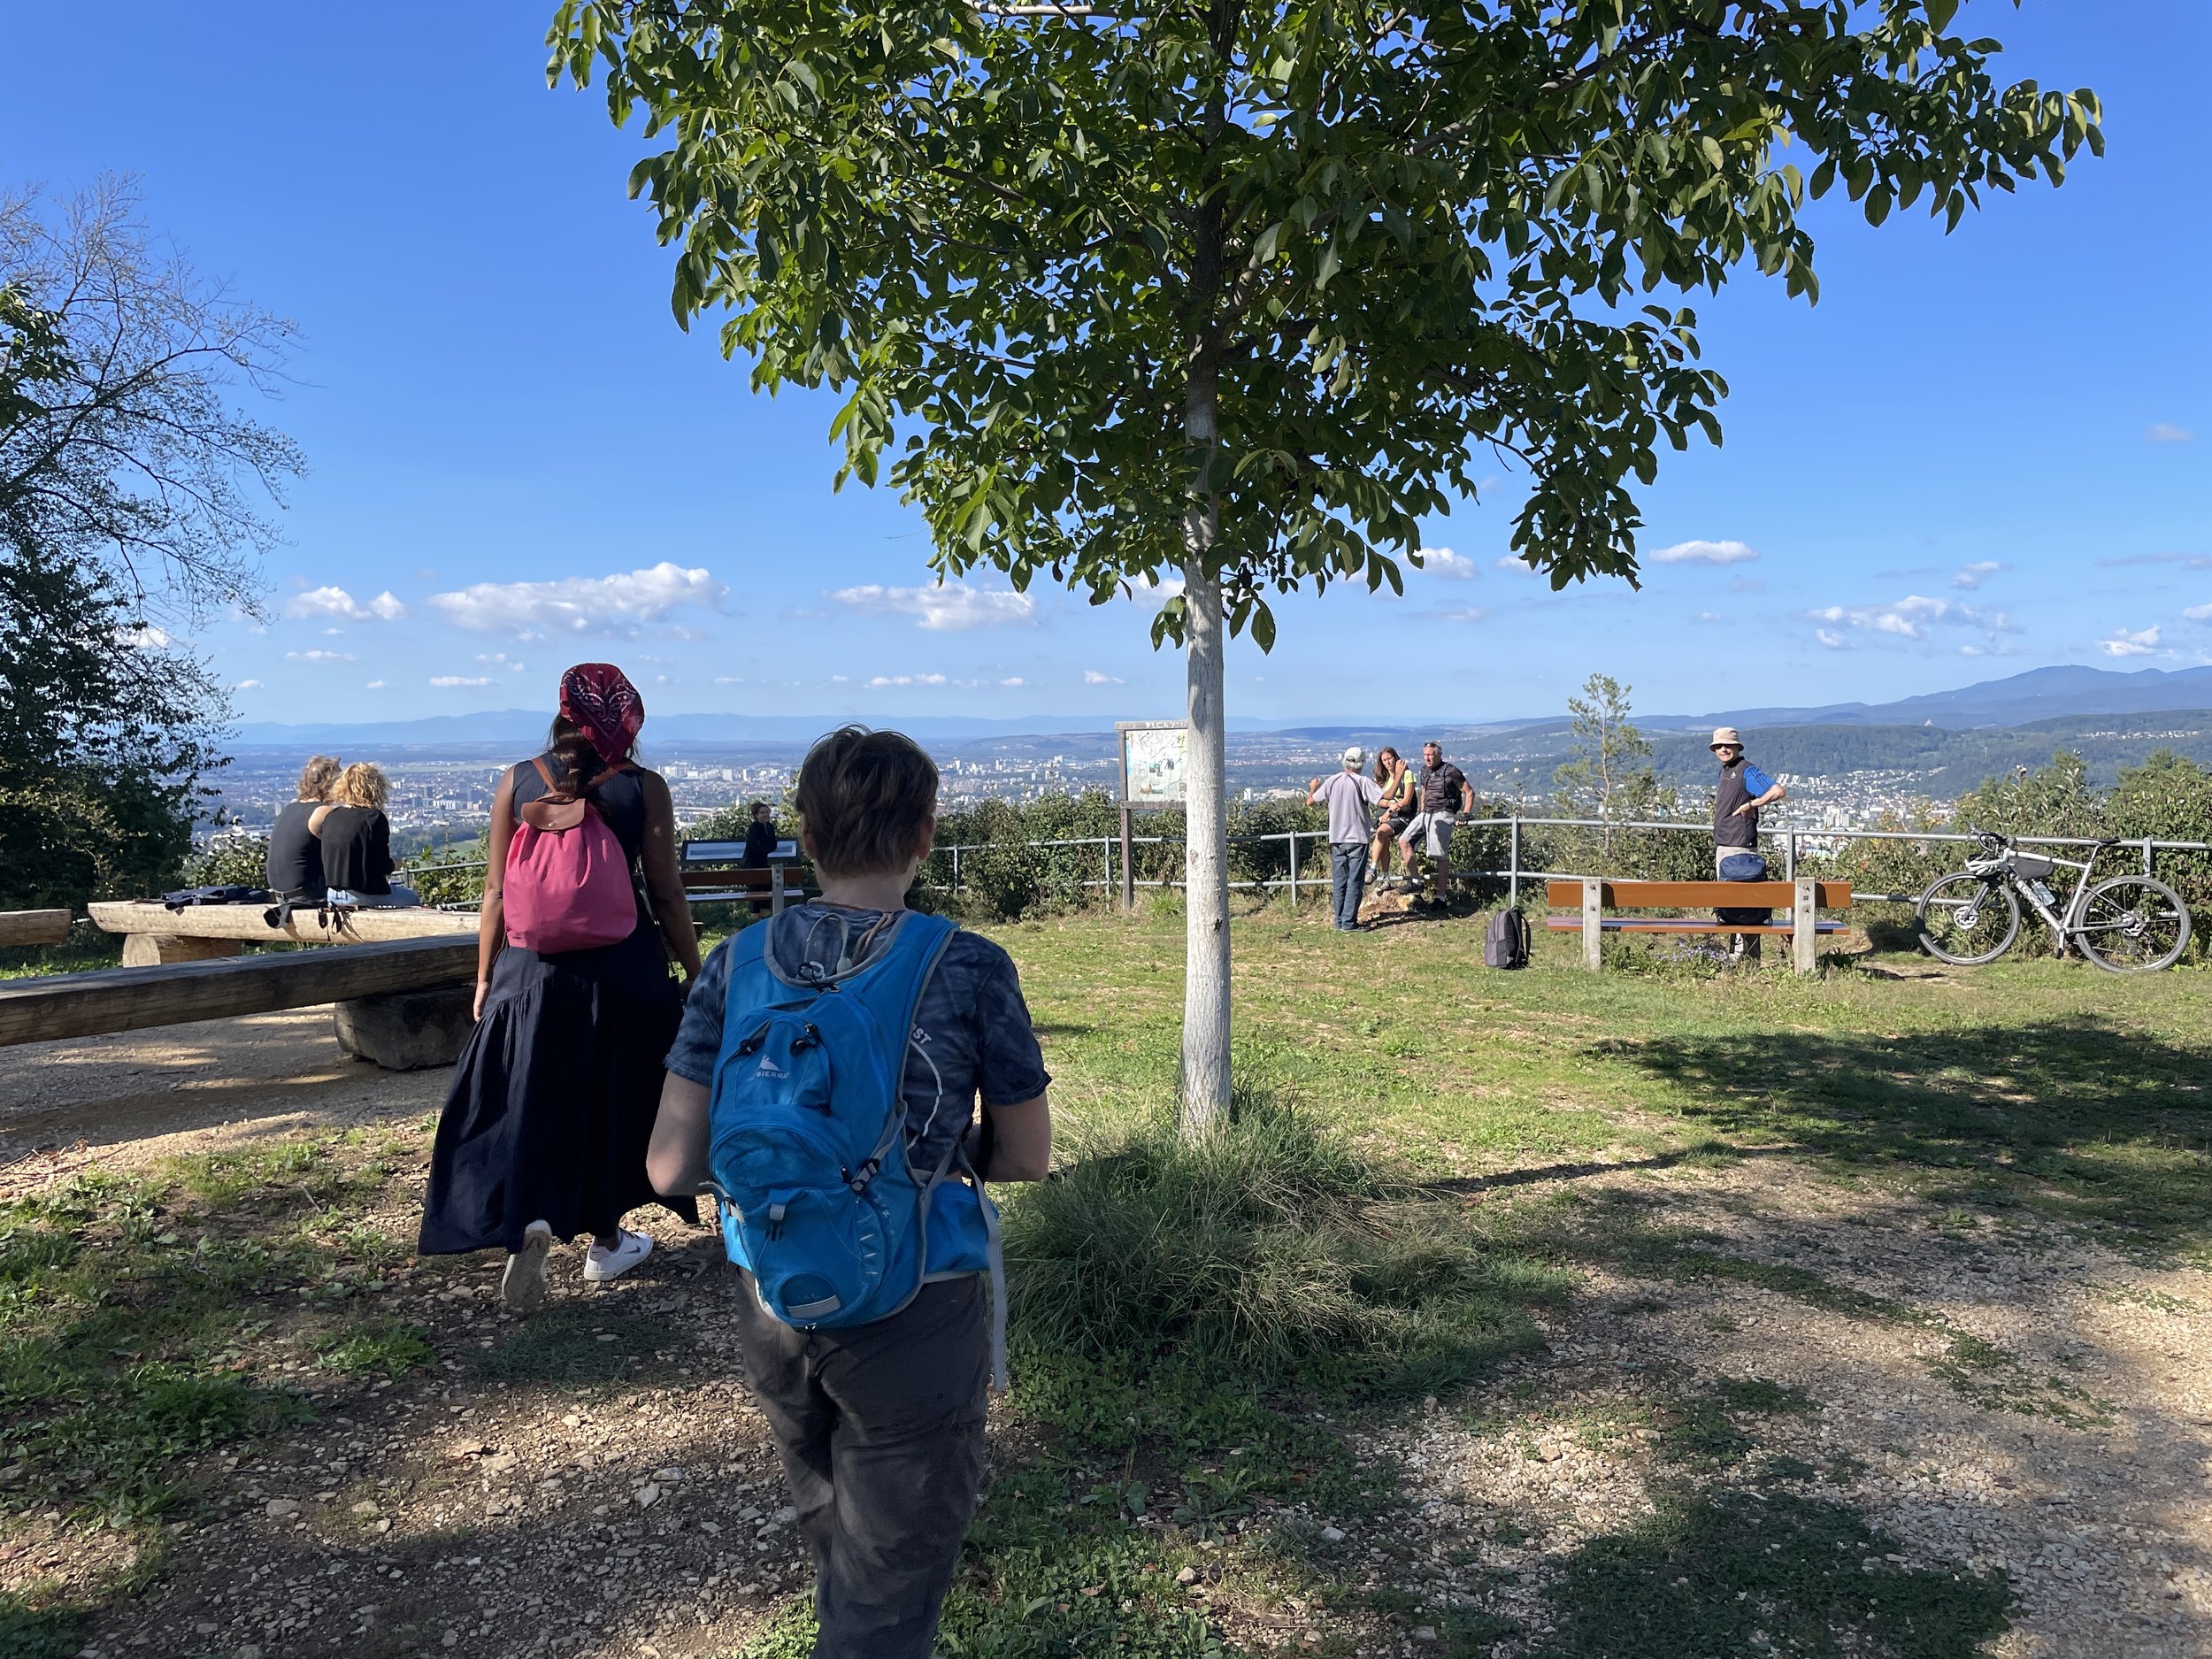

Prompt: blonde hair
[
  {"left": 298, "top": 755, "right": 342, "bottom": 802},
  {"left": 334, "top": 762, "right": 389, "bottom": 810}
]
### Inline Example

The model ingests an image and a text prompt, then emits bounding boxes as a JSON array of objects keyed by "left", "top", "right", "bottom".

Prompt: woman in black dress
[{"left": 419, "top": 663, "right": 703, "bottom": 1307}]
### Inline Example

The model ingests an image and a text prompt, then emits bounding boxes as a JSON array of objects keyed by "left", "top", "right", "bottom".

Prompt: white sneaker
[
  {"left": 502, "top": 1221, "right": 554, "bottom": 1310},
  {"left": 583, "top": 1228, "right": 654, "bottom": 1283}
]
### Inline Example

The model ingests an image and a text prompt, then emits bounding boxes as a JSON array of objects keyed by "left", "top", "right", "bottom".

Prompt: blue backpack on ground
[{"left": 706, "top": 909, "right": 1007, "bottom": 1386}]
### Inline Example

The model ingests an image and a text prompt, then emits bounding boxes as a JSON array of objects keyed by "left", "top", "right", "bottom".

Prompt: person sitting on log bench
[
  {"left": 316, "top": 764, "right": 421, "bottom": 910},
  {"left": 266, "top": 753, "right": 341, "bottom": 905}
]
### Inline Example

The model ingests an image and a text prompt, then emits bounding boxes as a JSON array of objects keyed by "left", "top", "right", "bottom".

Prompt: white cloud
[
  {"left": 2099, "top": 626, "right": 2162, "bottom": 657},
  {"left": 365, "top": 680, "right": 389, "bottom": 690},
  {"left": 1118, "top": 572, "right": 1185, "bottom": 606},
  {"left": 1494, "top": 555, "right": 1537, "bottom": 573},
  {"left": 1083, "top": 670, "right": 1125, "bottom": 685},
  {"left": 827, "top": 581, "right": 1038, "bottom": 632},
  {"left": 868, "top": 672, "right": 950, "bottom": 687},
  {"left": 231, "top": 679, "right": 263, "bottom": 691},
  {"left": 1649, "top": 539, "right": 1758, "bottom": 566},
  {"left": 2147, "top": 422, "right": 2195, "bottom": 443},
  {"left": 1952, "top": 561, "right": 2009, "bottom": 590},
  {"left": 714, "top": 675, "right": 747, "bottom": 685},
  {"left": 285, "top": 649, "right": 357, "bottom": 663},
  {"left": 1695, "top": 611, "right": 1722, "bottom": 622},
  {"left": 429, "top": 563, "right": 726, "bottom": 635},
  {"left": 1001, "top": 677, "right": 1025, "bottom": 687},
  {"left": 114, "top": 624, "right": 172, "bottom": 651},
  {"left": 1428, "top": 604, "right": 1487, "bottom": 623},
  {"left": 1808, "top": 595, "right": 2017, "bottom": 643},
  {"left": 1816, "top": 629, "right": 1847, "bottom": 649},
  {"left": 1416, "top": 547, "right": 1479, "bottom": 580},
  {"left": 2180, "top": 603, "right": 2212, "bottom": 624},
  {"left": 476, "top": 652, "right": 528, "bottom": 673},
  {"left": 429, "top": 674, "right": 494, "bottom": 687},
  {"left": 284, "top": 585, "right": 409, "bottom": 622}
]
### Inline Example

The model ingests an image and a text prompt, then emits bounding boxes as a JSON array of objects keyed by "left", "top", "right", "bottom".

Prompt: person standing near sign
[
  {"left": 1709, "top": 726, "right": 1786, "bottom": 962},
  {"left": 1307, "top": 746, "right": 1383, "bottom": 931}
]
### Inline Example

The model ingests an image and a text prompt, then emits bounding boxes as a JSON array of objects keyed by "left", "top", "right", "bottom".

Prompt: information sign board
[{"left": 1116, "top": 720, "right": 1188, "bottom": 807}]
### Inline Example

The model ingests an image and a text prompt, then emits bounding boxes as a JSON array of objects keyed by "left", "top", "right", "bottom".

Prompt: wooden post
[
  {"left": 1793, "top": 877, "right": 1818, "bottom": 976},
  {"left": 1119, "top": 807, "right": 1135, "bottom": 912},
  {"left": 1581, "top": 878, "right": 1604, "bottom": 971}
]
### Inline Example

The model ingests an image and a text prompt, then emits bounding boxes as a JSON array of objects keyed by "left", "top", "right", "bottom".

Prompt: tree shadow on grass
[{"left": 1592, "top": 1015, "right": 2212, "bottom": 1249}]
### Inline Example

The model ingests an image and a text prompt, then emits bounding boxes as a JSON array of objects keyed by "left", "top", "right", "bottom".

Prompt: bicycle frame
[{"left": 1976, "top": 841, "right": 2119, "bottom": 956}]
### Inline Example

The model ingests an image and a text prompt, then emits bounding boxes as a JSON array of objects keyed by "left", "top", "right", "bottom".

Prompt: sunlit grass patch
[{"left": 313, "top": 1320, "right": 434, "bottom": 1379}]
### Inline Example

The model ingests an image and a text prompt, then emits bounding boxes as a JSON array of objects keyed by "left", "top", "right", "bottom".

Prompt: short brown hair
[
  {"left": 793, "top": 726, "right": 938, "bottom": 877},
  {"left": 334, "top": 762, "right": 389, "bottom": 810},
  {"left": 298, "top": 755, "right": 342, "bottom": 801}
]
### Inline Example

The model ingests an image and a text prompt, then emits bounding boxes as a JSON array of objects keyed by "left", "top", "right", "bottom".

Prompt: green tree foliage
[
  {"left": 549, "top": 0, "right": 2097, "bottom": 1116},
  {"left": 2, "top": 181, "right": 302, "bottom": 910},
  {"left": 1553, "top": 672, "right": 1663, "bottom": 854}
]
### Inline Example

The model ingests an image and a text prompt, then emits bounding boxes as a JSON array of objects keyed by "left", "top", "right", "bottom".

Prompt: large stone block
[{"left": 334, "top": 983, "right": 474, "bottom": 1071}]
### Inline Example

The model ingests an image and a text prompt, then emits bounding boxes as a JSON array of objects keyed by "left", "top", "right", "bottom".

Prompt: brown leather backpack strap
[{"left": 527, "top": 757, "right": 557, "bottom": 796}]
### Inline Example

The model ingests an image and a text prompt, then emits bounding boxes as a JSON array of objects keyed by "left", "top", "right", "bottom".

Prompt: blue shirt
[
  {"left": 1740, "top": 762, "right": 1777, "bottom": 799},
  {"left": 665, "top": 904, "right": 1050, "bottom": 1171}
]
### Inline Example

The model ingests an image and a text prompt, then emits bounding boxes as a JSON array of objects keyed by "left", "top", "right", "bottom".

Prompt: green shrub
[
  {"left": 1003, "top": 1094, "right": 1565, "bottom": 1389},
  {"left": 183, "top": 830, "right": 268, "bottom": 889}
]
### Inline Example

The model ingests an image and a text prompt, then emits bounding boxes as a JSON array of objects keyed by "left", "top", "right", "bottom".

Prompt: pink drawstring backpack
[{"left": 502, "top": 758, "right": 640, "bottom": 953}]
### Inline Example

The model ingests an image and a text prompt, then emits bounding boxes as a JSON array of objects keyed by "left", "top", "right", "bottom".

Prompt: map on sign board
[{"left": 1118, "top": 722, "right": 1188, "bottom": 805}]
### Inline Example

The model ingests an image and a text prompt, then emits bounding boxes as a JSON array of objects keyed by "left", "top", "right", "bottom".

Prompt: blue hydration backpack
[{"left": 706, "top": 909, "right": 1006, "bottom": 1387}]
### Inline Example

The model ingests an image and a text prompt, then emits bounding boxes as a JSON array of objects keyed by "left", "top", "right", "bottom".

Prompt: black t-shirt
[
  {"left": 319, "top": 806, "right": 395, "bottom": 895},
  {"left": 266, "top": 800, "right": 326, "bottom": 899},
  {"left": 742, "top": 822, "right": 778, "bottom": 867},
  {"left": 1419, "top": 761, "right": 1469, "bottom": 815}
]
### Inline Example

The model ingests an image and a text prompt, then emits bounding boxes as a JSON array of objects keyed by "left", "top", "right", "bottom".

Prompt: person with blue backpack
[{"left": 648, "top": 726, "right": 1052, "bottom": 1659}]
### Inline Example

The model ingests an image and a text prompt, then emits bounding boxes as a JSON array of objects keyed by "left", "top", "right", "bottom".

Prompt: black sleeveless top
[
  {"left": 1714, "top": 761, "right": 1756, "bottom": 849},
  {"left": 511, "top": 752, "right": 656, "bottom": 926},
  {"left": 267, "top": 800, "right": 326, "bottom": 899}
]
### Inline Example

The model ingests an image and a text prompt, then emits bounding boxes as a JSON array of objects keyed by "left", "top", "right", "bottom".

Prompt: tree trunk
[{"left": 1179, "top": 557, "right": 1231, "bottom": 1134}]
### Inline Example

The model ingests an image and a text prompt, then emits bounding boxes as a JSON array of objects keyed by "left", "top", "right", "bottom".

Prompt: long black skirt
[{"left": 418, "top": 926, "right": 697, "bottom": 1256}]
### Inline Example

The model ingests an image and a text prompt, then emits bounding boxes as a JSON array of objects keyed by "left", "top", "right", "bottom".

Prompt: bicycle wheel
[
  {"left": 2074, "top": 876, "right": 2192, "bottom": 973},
  {"left": 1916, "top": 872, "right": 2021, "bottom": 964}
]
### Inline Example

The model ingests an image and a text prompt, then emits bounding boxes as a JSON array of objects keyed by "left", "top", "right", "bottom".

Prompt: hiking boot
[
  {"left": 502, "top": 1221, "right": 554, "bottom": 1310},
  {"left": 583, "top": 1228, "right": 655, "bottom": 1284}
]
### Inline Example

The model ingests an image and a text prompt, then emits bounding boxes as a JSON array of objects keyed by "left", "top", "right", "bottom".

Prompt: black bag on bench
[
  {"left": 1715, "top": 852, "right": 1772, "bottom": 928},
  {"left": 162, "top": 885, "right": 274, "bottom": 910}
]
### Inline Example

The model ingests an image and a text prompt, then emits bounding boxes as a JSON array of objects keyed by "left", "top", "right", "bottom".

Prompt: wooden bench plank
[
  {"left": 0, "top": 936, "right": 478, "bottom": 1048},
  {"left": 88, "top": 900, "right": 479, "bottom": 945},
  {"left": 0, "top": 910, "right": 72, "bottom": 948},
  {"left": 1545, "top": 879, "right": 1852, "bottom": 908},
  {"left": 1545, "top": 919, "right": 1850, "bottom": 935}
]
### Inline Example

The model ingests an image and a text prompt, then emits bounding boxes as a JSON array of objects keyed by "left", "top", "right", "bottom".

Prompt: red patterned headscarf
[{"left": 558, "top": 663, "right": 645, "bottom": 766}]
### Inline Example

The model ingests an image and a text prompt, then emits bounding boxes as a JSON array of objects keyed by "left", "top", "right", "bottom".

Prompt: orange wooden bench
[{"left": 1546, "top": 879, "right": 1852, "bottom": 975}]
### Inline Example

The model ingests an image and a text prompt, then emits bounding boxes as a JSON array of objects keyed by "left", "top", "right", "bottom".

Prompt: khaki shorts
[{"left": 1399, "top": 811, "right": 1459, "bottom": 857}]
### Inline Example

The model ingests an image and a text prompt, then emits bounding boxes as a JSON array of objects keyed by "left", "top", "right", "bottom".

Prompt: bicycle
[{"left": 1916, "top": 832, "right": 2192, "bottom": 973}]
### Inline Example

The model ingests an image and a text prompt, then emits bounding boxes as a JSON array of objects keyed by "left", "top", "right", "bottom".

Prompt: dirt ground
[{"left": 4, "top": 1010, "right": 2208, "bottom": 1658}]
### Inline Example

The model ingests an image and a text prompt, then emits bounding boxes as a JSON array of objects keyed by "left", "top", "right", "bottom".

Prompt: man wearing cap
[
  {"left": 1308, "top": 747, "right": 1384, "bottom": 931},
  {"left": 1710, "top": 727, "right": 1786, "bottom": 958}
]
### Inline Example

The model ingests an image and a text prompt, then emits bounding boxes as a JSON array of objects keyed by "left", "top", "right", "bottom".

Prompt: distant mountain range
[{"left": 233, "top": 664, "right": 2212, "bottom": 749}]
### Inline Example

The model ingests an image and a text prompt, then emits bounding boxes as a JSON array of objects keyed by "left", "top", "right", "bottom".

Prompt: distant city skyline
[{"left": 4, "top": 2, "right": 2205, "bottom": 725}]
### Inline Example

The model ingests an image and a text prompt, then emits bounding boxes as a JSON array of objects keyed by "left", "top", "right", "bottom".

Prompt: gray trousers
[{"left": 732, "top": 1271, "right": 990, "bottom": 1659}]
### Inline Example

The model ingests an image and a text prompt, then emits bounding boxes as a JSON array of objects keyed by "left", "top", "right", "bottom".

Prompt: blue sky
[{"left": 4, "top": 0, "right": 2205, "bottom": 727}]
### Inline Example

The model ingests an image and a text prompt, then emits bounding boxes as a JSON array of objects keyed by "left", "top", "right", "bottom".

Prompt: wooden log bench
[
  {"left": 1, "top": 935, "right": 479, "bottom": 1070},
  {"left": 0, "top": 910, "right": 72, "bottom": 948},
  {"left": 1546, "top": 879, "right": 1853, "bottom": 976},
  {"left": 88, "top": 898, "right": 479, "bottom": 966}
]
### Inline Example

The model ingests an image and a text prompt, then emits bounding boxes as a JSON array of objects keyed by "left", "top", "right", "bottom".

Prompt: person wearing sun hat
[
  {"left": 1307, "top": 744, "right": 1384, "bottom": 930},
  {"left": 419, "top": 662, "right": 706, "bottom": 1307},
  {"left": 1709, "top": 726, "right": 1786, "bottom": 960}
]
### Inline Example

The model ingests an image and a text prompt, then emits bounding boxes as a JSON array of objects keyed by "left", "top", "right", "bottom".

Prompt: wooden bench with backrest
[
  {"left": 680, "top": 840, "right": 810, "bottom": 914},
  {"left": 88, "top": 898, "right": 479, "bottom": 965},
  {"left": 1546, "top": 878, "right": 1853, "bottom": 975}
]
